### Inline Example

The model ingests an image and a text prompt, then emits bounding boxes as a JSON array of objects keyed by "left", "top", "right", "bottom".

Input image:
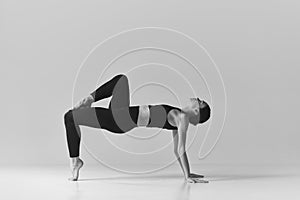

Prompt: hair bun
[{"left": 199, "top": 101, "right": 211, "bottom": 123}]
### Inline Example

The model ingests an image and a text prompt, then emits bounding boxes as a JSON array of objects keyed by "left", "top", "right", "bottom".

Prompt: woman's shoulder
[{"left": 167, "top": 105, "right": 187, "bottom": 126}]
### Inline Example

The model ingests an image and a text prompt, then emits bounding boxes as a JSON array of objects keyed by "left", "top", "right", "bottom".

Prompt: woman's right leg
[
  {"left": 90, "top": 74, "right": 128, "bottom": 104},
  {"left": 65, "top": 74, "right": 130, "bottom": 157},
  {"left": 90, "top": 73, "right": 134, "bottom": 133},
  {"left": 64, "top": 74, "right": 131, "bottom": 180}
]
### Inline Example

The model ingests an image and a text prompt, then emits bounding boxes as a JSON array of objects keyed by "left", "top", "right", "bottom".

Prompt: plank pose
[{"left": 63, "top": 74, "right": 211, "bottom": 183}]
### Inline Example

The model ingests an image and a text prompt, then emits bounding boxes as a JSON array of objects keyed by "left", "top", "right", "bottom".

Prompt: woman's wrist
[{"left": 184, "top": 172, "right": 190, "bottom": 180}]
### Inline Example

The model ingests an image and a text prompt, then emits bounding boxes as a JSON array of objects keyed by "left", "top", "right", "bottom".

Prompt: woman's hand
[
  {"left": 185, "top": 173, "right": 208, "bottom": 183},
  {"left": 189, "top": 173, "right": 204, "bottom": 178},
  {"left": 185, "top": 176, "right": 209, "bottom": 183},
  {"left": 73, "top": 95, "right": 94, "bottom": 110}
]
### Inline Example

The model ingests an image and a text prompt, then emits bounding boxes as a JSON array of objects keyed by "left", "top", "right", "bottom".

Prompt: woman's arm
[
  {"left": 175, "top": 115, "right": 208, "bottom": 183},
  {"left": 176, "top": 116, "right": 191, "bottom": 179},
  {"left": 172, "top": 130, "right": 185, "bottom": 173}
]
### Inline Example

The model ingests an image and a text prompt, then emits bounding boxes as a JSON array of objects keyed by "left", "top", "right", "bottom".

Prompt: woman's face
[
  {"left": 189, "top": 98, "right": 199, "bottom": 109},
  {"left": 187, "top": 98, "right": 200, "bottom": 125},
  {"left": 187, "top": 98, "right": 210, "bottom": 125}
]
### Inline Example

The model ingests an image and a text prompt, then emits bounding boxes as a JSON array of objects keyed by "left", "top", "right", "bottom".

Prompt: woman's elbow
[{"left": 177, "top": 146, "right": 185, "bottom": 155}]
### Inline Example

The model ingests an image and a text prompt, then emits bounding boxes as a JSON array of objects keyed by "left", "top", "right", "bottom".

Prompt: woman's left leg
[
  {"left": 65, "top": 74, "right": 131, "bottom": 157},
  {"left": 64, "top": 74, "right": 132, "bottom": 180},
  {"left": 64, "top": 107, "right": 102, "bottom": 158},
  {"left": 64, "top": 107, "right": 104, "bottom": 181}
]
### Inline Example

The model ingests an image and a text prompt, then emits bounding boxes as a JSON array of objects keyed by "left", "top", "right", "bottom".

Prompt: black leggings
[{"left": 63, "top": 74, "right": 137, "bottom": 158}]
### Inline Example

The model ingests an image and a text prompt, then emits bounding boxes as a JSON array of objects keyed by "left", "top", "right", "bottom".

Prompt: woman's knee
[
  {"left": 116, "top": 74, "right": 128, "bottom": 82},
  {"left": 119, "top": 75, "right": 129, "bottom": 88},
  {"left": 116, "top": 73, "right": 126, "bottom": 78},
  {"left": 64, "top": 109, "right": 73, "bottom": 124}
]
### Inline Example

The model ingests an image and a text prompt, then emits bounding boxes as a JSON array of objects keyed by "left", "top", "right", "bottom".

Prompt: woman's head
[{"left": 186, "top": 97, "right": 211, "bottom": 125}]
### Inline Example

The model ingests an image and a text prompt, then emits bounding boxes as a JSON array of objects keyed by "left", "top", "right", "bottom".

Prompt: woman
[{"left": 64, "top": 74, "right": 211, "bottom": 183}]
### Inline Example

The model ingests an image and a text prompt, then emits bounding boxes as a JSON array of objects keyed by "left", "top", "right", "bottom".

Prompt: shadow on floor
[
  {"left": 79, "top": 173, "right": 296, "bottom": 182},
  {"left": 79, "top": 173, "right": 182, "bottom": 182},
  {"left": 207, "top": 173, "right": 295, "bottom": 182}
]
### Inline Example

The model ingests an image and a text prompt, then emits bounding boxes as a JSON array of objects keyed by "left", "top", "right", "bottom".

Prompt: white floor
[{"left": 1, "top": 163, "right": 299, "bottom": 200}]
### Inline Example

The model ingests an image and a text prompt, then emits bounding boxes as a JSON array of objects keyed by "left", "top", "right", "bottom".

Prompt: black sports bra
[{"left": 146, "top": 104, "right": 181, "bottom": 130}]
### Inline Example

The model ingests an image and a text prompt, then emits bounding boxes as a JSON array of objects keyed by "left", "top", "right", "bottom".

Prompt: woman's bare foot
[
  {"left": 73, "top": 95, "right": 94, "bottom": 110},
  {"left": 68, "top": 157, "right": 84, "bottom": 181}
]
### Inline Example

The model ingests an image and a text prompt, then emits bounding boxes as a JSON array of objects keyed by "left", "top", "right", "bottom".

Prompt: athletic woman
[{"left": 63, "top": 74, "right": 211, "bottom": 183}]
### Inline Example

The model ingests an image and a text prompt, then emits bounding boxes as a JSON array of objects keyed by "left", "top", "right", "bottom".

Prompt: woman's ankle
[{"left": 70, "top": 156, "right": 79, "bottom": 164}]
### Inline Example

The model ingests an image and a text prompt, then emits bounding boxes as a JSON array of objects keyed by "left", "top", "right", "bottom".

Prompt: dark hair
[{"left": 197, "top": 98, "right": 211, "bottom": 123}]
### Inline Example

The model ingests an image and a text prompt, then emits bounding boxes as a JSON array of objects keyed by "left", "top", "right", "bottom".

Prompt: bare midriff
[{"left": 137, "top": 105, "right": 150, "bottom": 127}]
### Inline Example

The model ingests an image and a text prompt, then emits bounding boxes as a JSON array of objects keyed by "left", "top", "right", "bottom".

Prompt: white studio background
[{"left": 0, "top": 0, "right": 299, "bottom": 168}]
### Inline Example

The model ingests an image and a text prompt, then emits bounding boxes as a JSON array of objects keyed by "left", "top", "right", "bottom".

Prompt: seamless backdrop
[{"left": 0, "top": 0, "right": 299, "bottom": 166}]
